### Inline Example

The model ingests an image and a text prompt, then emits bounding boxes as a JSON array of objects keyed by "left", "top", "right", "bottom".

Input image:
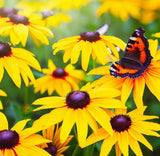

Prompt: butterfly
[{"left": 110, "top": 27, "right": 152, "bottom": 79}]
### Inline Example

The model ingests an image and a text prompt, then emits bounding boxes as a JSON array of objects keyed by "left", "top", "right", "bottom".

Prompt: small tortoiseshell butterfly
[{"left": 110, "top": 27, "right": 152, "bottom": 79}]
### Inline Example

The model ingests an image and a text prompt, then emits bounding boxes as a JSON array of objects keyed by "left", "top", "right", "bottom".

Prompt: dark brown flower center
[
  {"left": 9, "top": 14, "right": 29, "bottom": 25},
  {"left": 0, "top": 42, "right": 12, "bottom": 57},
  {"left": 66, "top": 91, "right": 90, "bottom": 109},
  {"left": 0, "top": 130, "right": 19, "bottom": 149},
  {"left": 0, "top": 7, "right": 18, "bottom": 17},
  {"left": 80, "top": 31, "right": 100, "bottom": 42},
  {"left": 52, "top": 68, "right": 67, "bottom": 78},
  {"left": 110, "top": 115, "right": 131, "bottom": 132},
  {"left": 44, "top": 143, "right": 57, "bottom": 156},
  {"left": 42, "top": 10, "right": 55, "bottom": 19}
]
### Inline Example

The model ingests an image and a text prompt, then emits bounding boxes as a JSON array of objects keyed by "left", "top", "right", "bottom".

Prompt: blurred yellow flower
[
  {"left": 33, "top": 83, "right": 125, "bottom": 145},
  {"left": 0, "top": 12, "right": 53, "bottom": 47},
  {"left": 96, "top": 0, "right": 142, "bottom": 21},
  {"left": 53, "top": 30, "right": 126, "bottom": 71},
  {"left": 33, "top": 59, "right": 84, "bottom": 96},
  {"left": 0, "top": 112, "right": 51, "bottom": 156},
  {"left": 0, "top": 89, "right": 7, "bottom": 109},
  {"left": 81, "top": 107, "right": 160, "bottom": 156},
  {"left": 40, "top": 125, "right": 73, "bottom": 156},
  {"left": 0, "top": 41, "right": 41, "bottom": 88}
]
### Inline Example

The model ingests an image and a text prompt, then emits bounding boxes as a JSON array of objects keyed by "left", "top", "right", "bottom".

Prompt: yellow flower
[
  {"left": 53, "top": 30, "right": 126, "bottom": 71},
  {"left": 33, "top": 59, "right": 84, "bottom": 96},
  {"left": 0, "top": 112, "right": 51, "bottom": 156},
  {"left": 40, "top": 125, "right": 73, "bottom": 156},
  {"left": 88, "top": 39, "right": 160, "bottom": 111},
  {"left": 81, "top": 107, "right": 160, "bottom": 156},
  {"left": 41, "top": 10, "right": 71, "bottom": 27},
  {"left": 0, "top": 41, "right": 41, "bottom": 88},
  {"left": 0, "top": 12, "right": 53, "bottom": 47},
  {"left": 0, "top": 89, "right": 7, "bottom": 109},
  {"left": 32, "top": 83, "right": 125, "bottom": 145},
  {"left": 96, "top": 0, "right": 142, "bottom": 21}
]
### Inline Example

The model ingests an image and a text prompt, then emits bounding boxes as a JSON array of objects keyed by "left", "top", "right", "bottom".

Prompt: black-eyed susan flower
[
  {"left": 33, "top": 83, "right": 125, "bottom": 145},
  {"left": 40, "top": 125, "right": 73, "bottom": 156},
  {"left": 0, "top": 12, "right": 53, "bottom": 46},
  {"left": 0, "top": 112, "right": 51, "bottom": 156},
  {"left": 0, "top": 41, "right": 41, "bottom": 88},
  {"left": 96, "top": 0, "right": 142, "bottom": 21},
  {"left": 33, "top": 59, "right": 84, "bottom": 96},
  {"left": 0, "top": 89, "right": 6, "bottom": 109},
  {"left": 53, "top": 29, "right": 126, "bottom": 71},
  {"left": 80, "top": 107, "right": 160, "bottom": 156},
  {"left": 88, "top": 38, "right": 160, "bottom": 111}
]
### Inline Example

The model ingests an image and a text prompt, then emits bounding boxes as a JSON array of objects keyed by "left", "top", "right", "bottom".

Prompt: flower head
[
  {"left": 0, "top": 12, "right": 53, "bottom": 46},
  {"left": 32, "top": 83, "right": 125, "bottom": 145},
  {"left": 0, "top": 7, "right": 18, "bottom": 18},
  {"left": 88, "top": 38, "right": 160, "bottom": 111},
  {"left": 0, "top": 89, "right": 7, "bottom": 109},
  {"left": 0, "top": 41, "right": 41, "bottom": 88},
  {"left": 33, "top": 59, "right": 84, "bottom": 96},
  {"left": 53, "top": 28, "right": 126, "bottom": 71},
  {"left": 40, "top": 125, "right": 73, "bottom": 156},
  {"left": 0, "top": 112, "right": 51, "bottom": 156},
  {"left": 81, "top": 107, "right": 160, "bottom": 156}
]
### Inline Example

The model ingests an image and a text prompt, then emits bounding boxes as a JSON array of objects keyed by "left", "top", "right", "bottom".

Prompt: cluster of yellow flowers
[{"left": 0, "top": 0, "right": 160, "bottom": 156}]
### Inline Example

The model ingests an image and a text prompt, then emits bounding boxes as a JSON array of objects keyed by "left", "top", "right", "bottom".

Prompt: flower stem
[{"left": 71, "top": 144, "right": 81, "bottom": 156}]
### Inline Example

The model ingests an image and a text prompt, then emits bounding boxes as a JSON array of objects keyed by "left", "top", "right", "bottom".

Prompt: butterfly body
[{"left": 110, "top": 27, "right": 152, "bottom": 79}]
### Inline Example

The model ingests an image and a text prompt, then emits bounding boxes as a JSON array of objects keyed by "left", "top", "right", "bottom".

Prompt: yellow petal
[
  {"left": 3, "top": 56, "right": 21, "bottom": 88},
  {"left": 0, "top": 112, "right": 8, "bottom": 130},
  {"left": 60, "top": 108, "right": 75, "bottom": 143},
  {"left": 10, "top": 26, "right": 20, "bottom": 46},
  {"left": 75, "top": 109, "right": 88, "bottom": 145},
  {"left": 121, "top": 78, "right": 133, "bottom": 104},
  {"left": 133, "top": 77, "right": 145, "bottom": 112},
  {"left": 81, "top": 41, "right": 92, "bottom": 71},
  {"left": 87, "top": 66, "right": 110, "bottom": 75}
]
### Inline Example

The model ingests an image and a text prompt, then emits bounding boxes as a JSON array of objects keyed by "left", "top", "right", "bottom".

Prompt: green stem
[
  {"left": 24, "top": 87, "right": 29, "bottom": 106},
  {"left": 91, "top": 59, "right": 96, "bottom": 82},
  {"left": 71, "top": 144, "right": 81, "bottom": 156}
]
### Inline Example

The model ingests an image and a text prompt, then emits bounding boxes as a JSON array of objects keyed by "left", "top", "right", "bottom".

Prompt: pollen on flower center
[
  {"left": 0, "top": 7, "right": 18, "bottom": 17},
  {"left": 9, "top": 14, "right": 29, "bottom": 25},
  {"left": 44, "top": 143, "right": 57, "bottom": 155},
  {"left": 66, "top": 91, "right": 90, "bottom": 109},
  {"left": 110, "top": 115, "right": 131, "bottom": 132},
  {"left": 52, "top": 68, "right": 67, "bottom": 78},
  {"left": 80, "top": 31, "right": 100, "bottom": 42},
  {"left": 0, "top": 41, "right": 12, "bottom": 57},
  {"left": 0, "top": 130, "right": 19, "bottom": 149}
]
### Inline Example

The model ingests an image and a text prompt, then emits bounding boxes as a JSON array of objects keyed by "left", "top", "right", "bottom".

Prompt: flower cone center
[
  {"left": 0, "top": 130, "right": 19, "bottom": 149},
  {"left": 10, "top": 14, "right": 29, "bottom": 25},
  {"left": 0, "top": 7, "right": 18, "bottom": 17},
  {"left": 45, "top": 143, "right": 57, "bottom": 156},
  {"left": 42, "top": 10, "right": 54, "bottom": 19},
  {"left": 0, "top": 42, "right": 12, "bottom": 57},
  {"left": 53, "top": 68, "right": 67, "bottom": 78},
  {"left": 110, "top": 115, "right": 131, "bottom": 132},
  {"left": 66, "top": 91, "right": 90, "bottom": 109},
  {"left": 80, "top": 31, "right": 100, "bottom": 42}
]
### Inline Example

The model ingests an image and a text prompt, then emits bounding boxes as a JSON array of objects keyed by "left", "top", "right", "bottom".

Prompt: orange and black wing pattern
[{"left": 110, "top": 27, "right": 152, "bottom": 79}]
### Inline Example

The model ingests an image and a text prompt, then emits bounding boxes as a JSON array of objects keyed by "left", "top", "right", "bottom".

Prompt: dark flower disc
[
  {"left": 66, "top": 91, "right": 90, "bottom": 109},
  {"left": 52, "top": 68, "right": 67, "bottom": 78},
  {"left": 110, "top": 115, "right": 131, "bottom": 132},
  {"left": 44, "top": 143, "right": 57, "bottom": 156},
  {"left": 42, "top": 10, "right": 55, "bottom": 19},
  {"left": 10, "top": 14, "right": 29, "bottom": 25},
  {"left": 0, "top": 7, "right": 18, "bottom": 17},
  {"left": 0, "top": 41, "right": 12, "bottom": 57},
  {"left": 80, "top": 31, "right": 100, "bottom": 42},
  {"left": 0, "top": 130, "right": 19, "bottom": 149}
]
